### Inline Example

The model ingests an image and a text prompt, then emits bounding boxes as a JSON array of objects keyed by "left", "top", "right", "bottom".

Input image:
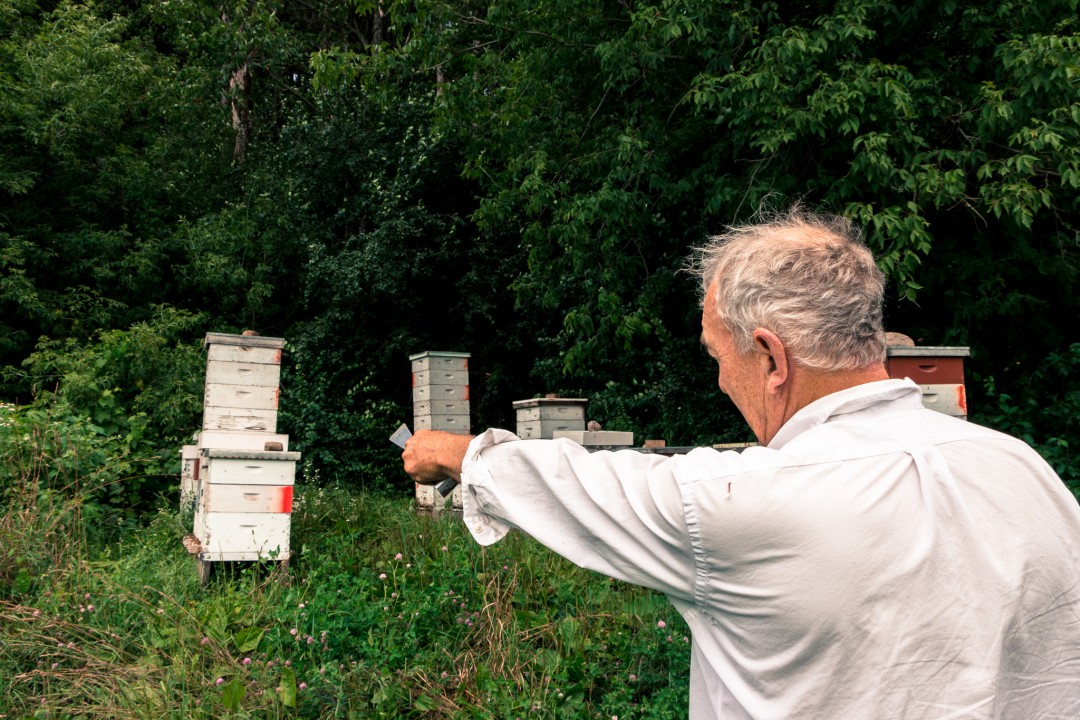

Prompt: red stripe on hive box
[
  {"left": 957, "top": 385, "right": 967, "bottom": 415},
  {"left": 465, "top": 385, "right": 470, "bottom": 400},
  {"left": 279, "top": 485, "right": 294, "bottom": 514}
]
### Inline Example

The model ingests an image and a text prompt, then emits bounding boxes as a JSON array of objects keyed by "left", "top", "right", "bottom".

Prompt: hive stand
[{"left": 183, "top": 332, "right": 300, "bottom": 585}]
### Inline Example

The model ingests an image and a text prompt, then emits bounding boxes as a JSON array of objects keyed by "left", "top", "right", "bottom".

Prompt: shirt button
[{"left": 474, "top": 526, "right": 484, "bottom": 534}]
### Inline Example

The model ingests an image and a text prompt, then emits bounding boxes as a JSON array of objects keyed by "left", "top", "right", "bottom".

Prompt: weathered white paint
[
  {"left": 202, "top": 406, "right": 278, "bottom": 433},
  {"left": 414, "top": 414, "right": 471, "bottom": 432},
  {"left": 203, "top": 383, "right": 279, "bottom": 410},
  {"left": 205, "top": 360, "right": 281, "bottom": 387},
  {"left": 408, "top": 352, "right": 469, "bottom": 373},
  {"left": 197, "top": 512, "right": 291, "bottom": 560},
  {"left": 919, "top": 383, "right": 967, "bottom": 418},
  {"left": 413, "top": 399, "right": 470, "bottom": 416},
  {"left": 206, "top": 343, "right": 282, "bottom": 365},
  {"left": 412, "top": 368, "right": 468, "bottom": 386},
  {"left": 203, "top": 456, "right": 298, "bottom": 486},
  {"left": 198, "top": 430, "right": 290, "bottom": 451},
  {"left": 412, "top": 384, "right": 468, "bottom": 402}
]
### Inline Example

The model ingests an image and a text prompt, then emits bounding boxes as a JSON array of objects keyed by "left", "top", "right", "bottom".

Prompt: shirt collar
[{"left": 767, "top": 379, "right": 924, "bottom": 450}]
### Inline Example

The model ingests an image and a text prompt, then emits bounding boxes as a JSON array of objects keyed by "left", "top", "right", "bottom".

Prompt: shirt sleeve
[{"left": 460, "top": 428, "right": 696, "bottom": 600}]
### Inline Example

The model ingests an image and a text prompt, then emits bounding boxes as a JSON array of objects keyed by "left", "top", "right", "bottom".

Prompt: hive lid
[
  {"left": 408, "top": 350, "right": 471, "bottom": 361},
  {"left": 204, "top": 448, "right": 301, "bottom": 461},
  {"left": 512, "top": 397, "right": 589, "bottom": 409},
  {"left": 886, "top": 346, "right": 970, "bottom": 357},
  {"left": 204, "top": 332, "right": 286, "bottom": 349}
]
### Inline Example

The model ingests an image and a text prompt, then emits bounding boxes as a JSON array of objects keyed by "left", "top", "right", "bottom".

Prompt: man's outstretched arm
[{"left": 402, "top": 429, "right": 474, "bottom": 484}]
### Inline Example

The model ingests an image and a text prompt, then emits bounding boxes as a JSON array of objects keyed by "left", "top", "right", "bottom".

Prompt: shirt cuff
[{"left": 460, "top": 428, "right": 519, "bottom": 546}]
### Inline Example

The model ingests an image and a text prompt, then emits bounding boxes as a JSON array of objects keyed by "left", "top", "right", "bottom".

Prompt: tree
[
  {"left": 351, "top": 0, "right": 1078, "bottom": 447},
  {"left": 0, "top": 1, "right": 164, "bottom": 372}
]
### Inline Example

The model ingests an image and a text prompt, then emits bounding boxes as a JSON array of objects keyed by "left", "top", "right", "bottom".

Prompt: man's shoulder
[
  {"left": 675, "top": 406, "right": 1038, "bottom": 484},
  {"left": 787, "top": 401, "right": 1025, "bottom": 460}
]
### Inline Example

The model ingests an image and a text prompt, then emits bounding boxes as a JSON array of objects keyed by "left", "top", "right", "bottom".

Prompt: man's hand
[{"left": 402, "top": 429, "right": 474, "bottom": 484}]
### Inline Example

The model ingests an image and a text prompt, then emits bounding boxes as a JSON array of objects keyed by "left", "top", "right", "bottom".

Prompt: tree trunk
[{"left": 229, "top": 60, "right": 252, "bottom": 163}]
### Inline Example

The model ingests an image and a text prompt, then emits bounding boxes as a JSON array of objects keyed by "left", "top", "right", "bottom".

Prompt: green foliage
[
  {"left": 11, "top": 305, "right": 206, "bottom": 510},
  {"left": 2, "top": 0, "right": 1078, "bottom": 515},
  {"left": 0, "top": 1, "right": 148, "bottom": 353},
  {"left": 1, "top": 451, "right": 692, "bottom": 718},
  {"left": 266, "top": 76, "right": 543, "bottom": 481},
  {"left": 0, "top": 0, "right": 235, "bottom": 377},
  {"left": 353, "top": 0, "right": 1078, "bottom": 449},
  {"left": 971, "top": 343, "right": 1080, "bottom": 495},
  {"left": 0, "top": 402, "right": 144, "bottom": 585}
]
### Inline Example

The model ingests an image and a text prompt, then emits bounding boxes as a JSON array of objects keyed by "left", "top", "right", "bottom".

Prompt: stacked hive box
[
  {"left": 186, "top": 332, "right": 300, "bottom": 583},
  {"left": 512, "top": 397, "right": 589, "bottom": 439},
  {"left": 513, "top": 396, "right": 635, "bottom": 450},
  {"left": 886, "top": 345, "right": 970, "bottom": 419},
  {"left": 411, "top": 351, "right": 470, "bottom": 509}
]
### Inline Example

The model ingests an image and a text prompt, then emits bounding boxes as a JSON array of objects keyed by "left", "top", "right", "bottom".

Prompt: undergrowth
[{"left": 0, "top": 401, "right": 690, "bottom": 719}]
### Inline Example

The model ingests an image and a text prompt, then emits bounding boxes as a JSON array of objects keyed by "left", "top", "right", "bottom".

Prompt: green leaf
[
  {"left": 221, "top": 678, "right": 245, "bottom": 711},
  {"left": 233, "top": 626, "right": 264, "bottom": 654},
  {"left": 413, "top": 694, "right": 437, "bottom": 711},
  {"left": 280, "top": 667, "right": 297, "bottom": 708}
]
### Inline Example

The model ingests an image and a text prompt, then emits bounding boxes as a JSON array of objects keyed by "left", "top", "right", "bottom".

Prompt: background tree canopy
[{"left": 1, "top": 0, "right": 1077, "bottom": 501}]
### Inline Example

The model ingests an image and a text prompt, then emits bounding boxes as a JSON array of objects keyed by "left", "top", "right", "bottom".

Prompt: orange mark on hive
[
  {"left": 464, "top": 385, "right": 470, "bottom": 400},
  {"left": 279, "top": 486, "right": 294, "bottom": 513},
  {"left": 957, "top": 384, "right": 967, "bottom": 414}
]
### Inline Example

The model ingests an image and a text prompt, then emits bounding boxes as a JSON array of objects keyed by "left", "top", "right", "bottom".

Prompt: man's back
[{"left": 674, "top": 381, "right": 1080, "bottom": 718}]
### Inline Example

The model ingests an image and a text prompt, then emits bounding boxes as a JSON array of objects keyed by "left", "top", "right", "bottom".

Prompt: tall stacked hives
[
  {"left": 410, "top": 351, "right": 470, "bottom": 510},
  {"left": 181, "top": 332, "right": 300, "bottom": 583}
]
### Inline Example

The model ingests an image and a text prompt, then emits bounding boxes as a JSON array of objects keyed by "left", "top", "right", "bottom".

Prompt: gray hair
[{"left": 693, "top": 206, "right": 886, "bottom": 371}]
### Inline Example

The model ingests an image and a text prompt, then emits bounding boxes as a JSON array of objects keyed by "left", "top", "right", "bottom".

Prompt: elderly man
[{"left": 403, "top": 208, "right": 1080, "bottom": 719}]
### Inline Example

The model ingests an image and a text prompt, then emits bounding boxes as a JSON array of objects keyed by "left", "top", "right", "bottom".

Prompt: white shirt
[{"left": 460, "top": 379, "right": 1080, "bottom": 719}]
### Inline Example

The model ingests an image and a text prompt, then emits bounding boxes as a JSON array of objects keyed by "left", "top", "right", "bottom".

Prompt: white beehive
[
  {"left": 179, "top": 443, "right": 200, "bottom": 512},
  {"left": 185, "top": 332, "right": 300, "bottom": 583},
  {"left": 512, "top": 397, "right": 588, "bottom": 439},
  {"left": 202, "top": 333, "right": 284, "bottom": 433},
  {"left": 410, "top": 351, "right": 470, "bottom": 510},
  {"left": 193, "top": 448, "right": 300, "bottom": 561}
]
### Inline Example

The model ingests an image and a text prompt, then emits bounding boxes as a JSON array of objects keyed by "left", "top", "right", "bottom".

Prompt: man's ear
[{"left": 753, "top": 328, "right": 789, "bottom": 393}]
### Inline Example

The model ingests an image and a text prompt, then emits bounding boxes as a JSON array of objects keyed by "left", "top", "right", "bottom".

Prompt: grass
[{"left": 0, "top": 414, "right": 691, "bottom": 719}]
